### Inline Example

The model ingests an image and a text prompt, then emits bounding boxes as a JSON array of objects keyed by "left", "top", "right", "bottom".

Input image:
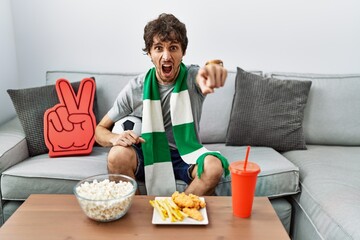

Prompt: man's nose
[{"left": 162, "top": 50, "right": 171, "bottom": 61}]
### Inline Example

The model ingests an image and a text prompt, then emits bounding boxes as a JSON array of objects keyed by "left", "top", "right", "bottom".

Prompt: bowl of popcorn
[{"left": 73, "top": 174, "right": 137, "bottom": 222}]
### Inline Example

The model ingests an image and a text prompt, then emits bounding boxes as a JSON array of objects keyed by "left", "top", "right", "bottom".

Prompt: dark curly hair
[{"left": 143, "top": 13, "right": 188, "bottom": 54}]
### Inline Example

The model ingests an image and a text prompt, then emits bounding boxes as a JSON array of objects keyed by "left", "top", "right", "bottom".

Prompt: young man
[{"left": 95, "top": 13, "right": 228, "bottom": 196}]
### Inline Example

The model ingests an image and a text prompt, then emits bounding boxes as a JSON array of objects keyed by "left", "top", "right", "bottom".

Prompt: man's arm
[
  {"left": 95, "top": 114, "right": 117, "bottom": 147},
  {"left": 196, "top": 60, "right": 227, "bottom": 95}
]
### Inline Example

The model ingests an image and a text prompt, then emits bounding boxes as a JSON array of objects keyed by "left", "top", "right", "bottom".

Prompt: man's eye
[
  {"left": 155, "top": 46, "right": 162, "bottom": 51},
  {"left": 170, "top": 46, "right": 178, "bottom": 51}
]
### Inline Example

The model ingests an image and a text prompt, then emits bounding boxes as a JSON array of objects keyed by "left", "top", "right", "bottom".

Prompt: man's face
[{"left": 148, "top": 35, "right": 185, "bottom": 85}]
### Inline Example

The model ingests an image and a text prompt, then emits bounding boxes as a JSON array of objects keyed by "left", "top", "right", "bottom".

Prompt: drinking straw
[{"left": 244, "top": 146, "right": 251, "bottom": 171}]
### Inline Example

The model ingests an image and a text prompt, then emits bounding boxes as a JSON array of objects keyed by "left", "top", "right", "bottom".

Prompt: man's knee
[
  {"left": 193, "top": 156, "right": 223, "bottom": 181},
  {"left": 107, "top": 146, "right": 137, "bottom": 170}
]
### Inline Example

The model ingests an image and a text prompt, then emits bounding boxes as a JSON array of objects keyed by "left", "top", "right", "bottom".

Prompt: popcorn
[{"left": 75, "top": 178, "right": 135, "bottom": 222}]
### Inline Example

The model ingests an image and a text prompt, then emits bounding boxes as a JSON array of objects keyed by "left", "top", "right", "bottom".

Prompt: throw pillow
[
  {"left": 225, "top": 68, "right": 312, "bottom": 152},
  {"left": 7, "top": 80, "right": 98, "bottom": 157}
]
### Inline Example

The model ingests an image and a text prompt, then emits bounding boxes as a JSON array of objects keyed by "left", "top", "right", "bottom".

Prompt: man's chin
[{"left": 160, "top": 73, "right": 175, "bottom": 82}]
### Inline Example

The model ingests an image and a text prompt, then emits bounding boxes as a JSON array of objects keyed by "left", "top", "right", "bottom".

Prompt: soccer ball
[{"left": 112, "top": 116, "right": 142, "bottom": 136}]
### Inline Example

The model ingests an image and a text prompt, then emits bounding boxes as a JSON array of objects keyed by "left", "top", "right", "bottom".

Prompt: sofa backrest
[
  {"left": 266, "top": 72, "right": 360, "bottom": 146},
  {"left": 46, "top": 70, "right": 262, "bottom": 144},
  {"left": 198, "top": 70, "right": 236, "bottom": 143},
  {"left": 199, "top": 70, "right": 262, "bottom": 144}
]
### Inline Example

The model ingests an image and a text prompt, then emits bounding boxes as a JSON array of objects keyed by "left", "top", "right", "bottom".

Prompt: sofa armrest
[{"left": 0, "top": 117, "right": 29, "bottom": 173}]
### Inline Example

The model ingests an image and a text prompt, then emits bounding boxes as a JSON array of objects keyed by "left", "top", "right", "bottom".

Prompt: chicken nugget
[
  {"left": 182, "top": 207, "right": 204, "bottom": 221},
  {"left": 172, "top": 191, "right": 196, "bottom": 209},
  {"left": 189, "top": 193, "right": 206, "bottom": 209}
]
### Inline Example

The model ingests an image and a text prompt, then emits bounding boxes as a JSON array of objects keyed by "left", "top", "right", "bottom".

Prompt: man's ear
[{"left": 147, "top": 52, "right": 153, "bottom": 62}]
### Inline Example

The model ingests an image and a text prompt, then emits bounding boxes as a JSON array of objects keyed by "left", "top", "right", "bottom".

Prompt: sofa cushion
[
  {"left": 226, "top": 68, "right": 312, "bottom": 152},
  {"left": 206, "top": 144, "right": 300, "bottom": 197},
  {"left": 7, "top": 81, "right": 96, "bottom": 157},
  {"left": 0, "top": 146, "right": 197, "bottom": 200},
  {"left": 199, "top": 70, "right": 262, "bottom": 143},
  {"left": 283, "top": 145, "right": 360, "bottom": 239},
  {"left": 1, "top": 145, "right": 299, "bottom": 200},
  {"left": 266, "top": 72, "right": 360, "bottom": 145},
  {"left": 1, "top": 147, "right": 109, "bottom": 200}
]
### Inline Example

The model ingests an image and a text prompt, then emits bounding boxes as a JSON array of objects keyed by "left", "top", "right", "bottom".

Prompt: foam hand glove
[{"left": 44, "top": 78, "right": 96, "bottom": 157}]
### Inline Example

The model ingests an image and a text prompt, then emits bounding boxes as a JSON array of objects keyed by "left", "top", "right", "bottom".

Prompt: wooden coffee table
[{"left": 0, "top": 194, "right": 289, "bottom": 240}]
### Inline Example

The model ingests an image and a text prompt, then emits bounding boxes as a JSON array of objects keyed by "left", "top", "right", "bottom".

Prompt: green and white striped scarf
[{"left": 141, "top": 63, "right": 229, "bottom": 196}]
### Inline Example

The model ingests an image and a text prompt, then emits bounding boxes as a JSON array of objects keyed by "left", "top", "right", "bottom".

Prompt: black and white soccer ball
[{"left": 112, "top": 116, "right": 142, "bottom": 136}]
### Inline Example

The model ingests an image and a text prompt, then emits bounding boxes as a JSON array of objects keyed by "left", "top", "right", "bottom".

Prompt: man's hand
[
  {"left": 109, "top": 130, "right": 145, "bottom": 147},
  {"left": 196, "top": 61, "right": 227, "bottom": 95}
]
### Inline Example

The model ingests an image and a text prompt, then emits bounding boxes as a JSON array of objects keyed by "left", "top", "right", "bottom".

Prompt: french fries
[{"left": 150, "top": 198, "right": 188, "bottom": 222}]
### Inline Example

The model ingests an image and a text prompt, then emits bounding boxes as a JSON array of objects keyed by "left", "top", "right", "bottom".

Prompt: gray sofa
[{"left": 1, "top": 68, "right": 359, "bottom": 240}]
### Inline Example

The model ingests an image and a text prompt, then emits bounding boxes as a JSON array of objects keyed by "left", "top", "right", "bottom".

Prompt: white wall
[
  {"left": 1, "top": 0, "right": 358, "bottom": 139},
  {"left": 0, "top": 0, "right": 19, "bottom": 124},
  {"left": 8, "top": 0, "right": 360, "bottom": 87}
]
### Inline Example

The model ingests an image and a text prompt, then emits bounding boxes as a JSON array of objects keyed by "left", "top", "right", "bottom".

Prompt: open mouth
[{"left": 162, "top": 64, "right": 173, "bottom": 75}]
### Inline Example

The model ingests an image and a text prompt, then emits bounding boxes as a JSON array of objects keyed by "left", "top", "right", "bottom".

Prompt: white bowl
[{"left": 73, "top": 174, "right": 137, "bottom": 222}]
